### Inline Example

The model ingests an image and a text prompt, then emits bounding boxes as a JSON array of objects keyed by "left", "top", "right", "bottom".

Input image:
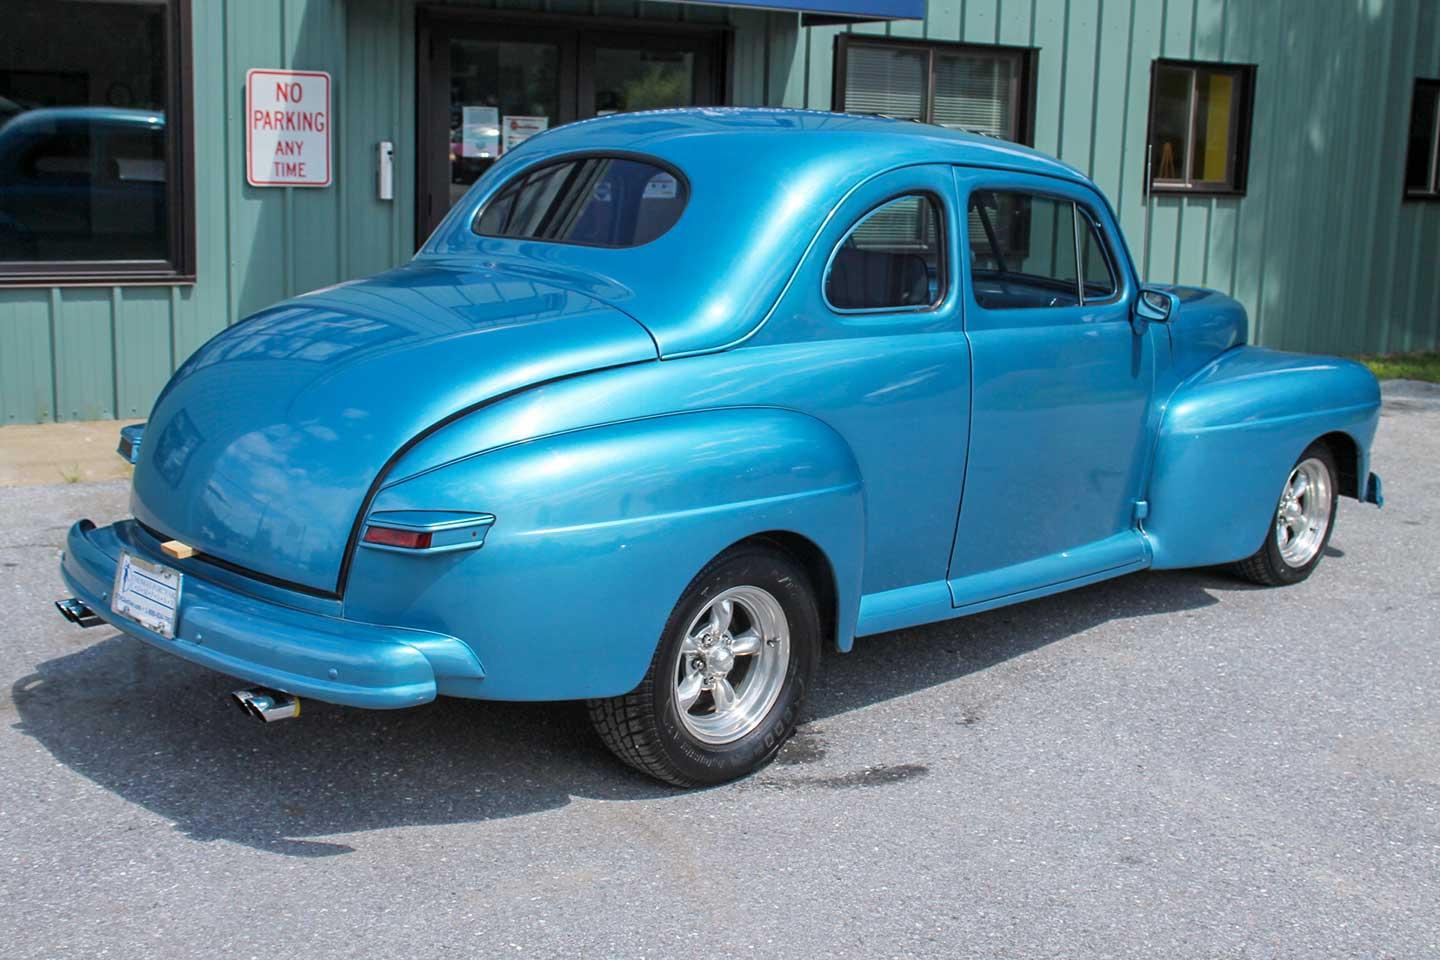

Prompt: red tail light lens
[{"left": 362, "top": 525, "right": 433, "bottom": 550}]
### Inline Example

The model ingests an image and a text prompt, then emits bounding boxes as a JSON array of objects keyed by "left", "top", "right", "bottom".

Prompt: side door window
[
  {"left": 967, "top": 189, "right": 1117, "bottom": 310},
  {"left": 825, "top": 193, "right": 945, "bottom": 312}
]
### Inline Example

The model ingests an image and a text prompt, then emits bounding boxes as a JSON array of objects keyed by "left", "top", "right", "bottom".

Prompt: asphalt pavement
[{"left": 2, "top": 384, "right": 1437, "bottom": 959}]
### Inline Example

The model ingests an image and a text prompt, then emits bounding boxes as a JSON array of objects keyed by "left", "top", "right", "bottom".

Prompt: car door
[
  {"left": 746, "top": 161, "right": 970, "bottom": 635},
  {"left": 947, "top": 167, "right": 1154, "bottom": 607}
]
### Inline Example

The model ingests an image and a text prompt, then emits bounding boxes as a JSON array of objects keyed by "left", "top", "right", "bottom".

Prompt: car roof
[
  {"left": 0, "top": 106, "right": 165, "bottom": 136},
  {"left": 527, "top": 107, "right": 1089, "bottom": 186},
  {"left": 423, "top": 108, "right": 1097, "bottom": 356}
]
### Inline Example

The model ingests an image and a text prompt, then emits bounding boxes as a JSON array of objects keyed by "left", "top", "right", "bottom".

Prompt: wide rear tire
[{"left": 588, "top": 543, "right": 820, "bottom": 787}]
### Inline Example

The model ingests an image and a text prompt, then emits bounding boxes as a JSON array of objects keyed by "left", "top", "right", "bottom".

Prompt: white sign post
[{"left": 246, "top": 69, "right": 332, "bottom": 188}]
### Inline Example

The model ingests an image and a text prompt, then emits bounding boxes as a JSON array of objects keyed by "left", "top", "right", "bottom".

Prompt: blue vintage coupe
[{"left": 57, "top": 108, "right": 1383, "bottom": 785}]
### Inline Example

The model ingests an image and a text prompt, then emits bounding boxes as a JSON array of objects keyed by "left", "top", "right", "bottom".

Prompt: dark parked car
[{"left": 0, "top": 106, "right": 167, "bottom": 262}]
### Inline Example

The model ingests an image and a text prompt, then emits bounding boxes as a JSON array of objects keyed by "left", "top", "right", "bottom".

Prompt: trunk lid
[{"left": 131, "top": 262, "right": 657, "bottom": 594}]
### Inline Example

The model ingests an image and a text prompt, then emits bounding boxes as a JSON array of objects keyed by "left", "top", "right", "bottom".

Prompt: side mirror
[{"left": 1134, "top": 287, "right": 1179, "bottom": 323}]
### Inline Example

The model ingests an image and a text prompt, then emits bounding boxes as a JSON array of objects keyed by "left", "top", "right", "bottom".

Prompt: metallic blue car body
[{"left": 60, "top": 109, "right": 1382, "bottom": 709}]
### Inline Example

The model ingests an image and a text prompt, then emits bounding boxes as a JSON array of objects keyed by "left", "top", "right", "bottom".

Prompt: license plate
[{"left": 111, "top": 551, "right": 182, "bottom": 639}]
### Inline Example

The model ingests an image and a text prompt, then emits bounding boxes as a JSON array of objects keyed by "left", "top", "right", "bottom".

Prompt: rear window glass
[{"left": 473, "top": 155, "right": 687, "bottom": 247}]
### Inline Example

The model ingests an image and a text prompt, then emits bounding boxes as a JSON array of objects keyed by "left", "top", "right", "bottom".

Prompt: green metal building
[{"left": 2, "top": 0, "right": 1437, "bottom": 424}]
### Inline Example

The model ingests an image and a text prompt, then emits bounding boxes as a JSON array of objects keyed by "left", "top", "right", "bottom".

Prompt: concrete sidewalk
[{"left": 0, "top": 419, "right": 141, "bottom": 486}]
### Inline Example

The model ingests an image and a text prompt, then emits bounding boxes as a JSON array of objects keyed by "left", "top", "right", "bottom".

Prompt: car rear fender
[
  {"left": 1144, "top": 347, "right": 1381, "bottom": 570},
  {"left": 342, "top": 407, "right": 865, "bottom": 701}
]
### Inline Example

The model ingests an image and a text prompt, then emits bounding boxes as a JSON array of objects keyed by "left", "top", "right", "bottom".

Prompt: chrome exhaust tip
[
  {"left": 231, "top": 687, "right": 301, "bottom": 722},
  {"left": 55, "top": 598, "right": 103, "bottom": 627}
]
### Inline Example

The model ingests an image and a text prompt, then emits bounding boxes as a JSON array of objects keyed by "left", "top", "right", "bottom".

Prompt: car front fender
[
  {"left": 343, "top": 407, "right": 865, "bottom": 701},
  {"left": 1145, "top": 347, "right": 1381, "bottom": 570}
]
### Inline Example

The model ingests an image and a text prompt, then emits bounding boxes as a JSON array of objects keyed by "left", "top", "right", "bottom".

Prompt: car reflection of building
[{"left": 0, "top": 107, "right": 167, "bottom": 262}]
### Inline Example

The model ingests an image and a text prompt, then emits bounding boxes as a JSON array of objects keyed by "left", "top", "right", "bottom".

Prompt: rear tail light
[
  {"left": 358, "top": 511, "right": 495, "bottom": 555},
  {"left": 362, "top": 526, "right": 433, "bottom": 550}
]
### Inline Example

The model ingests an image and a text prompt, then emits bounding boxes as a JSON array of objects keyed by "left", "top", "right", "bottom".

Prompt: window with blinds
[
  {"left": 841, "top": 44, "right": 927, "bottom": 121},
  {"left": 835, "top": 37, "right": 1031, "bottom": 144}
]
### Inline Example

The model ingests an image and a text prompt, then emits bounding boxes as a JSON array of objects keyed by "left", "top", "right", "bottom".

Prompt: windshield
[{"left": 473, "top": 154, "right": 687, "bottom": 248}]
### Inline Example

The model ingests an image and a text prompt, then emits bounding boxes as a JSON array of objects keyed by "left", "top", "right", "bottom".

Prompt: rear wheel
[
  {"left": 1233, "top": 441, "right": 1338, "bottom": 586},
  {"left": 588, "top": 543, "right": 820, "bottom": 786}
]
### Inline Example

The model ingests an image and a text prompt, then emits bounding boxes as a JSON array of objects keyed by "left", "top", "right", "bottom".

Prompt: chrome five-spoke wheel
[
  {"left": 1235, "top": 441, "right": 1339, "bottom": 586},
  {"left": 1274, "top": 457, "right": 1333, "bottom": 568},
  {"left": 673, "top": 585, "right": 790, "bottom": 745},
  {"left": 588, "top": 543, "right": 820, "bottom": 786}
]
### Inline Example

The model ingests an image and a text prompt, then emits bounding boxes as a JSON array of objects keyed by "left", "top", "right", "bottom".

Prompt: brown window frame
[
  {"left": 0, "top": 0, "right": 196, "bottom": 286},
  {"left": 1145, "top": 58, "right": 1257, "bottom": 198},
  {"left": 831, "top": 35, "right": 1037, "bottom": 146},
  {"left": 1405, "top": 78, "right": 1440, "bottom": 203}
]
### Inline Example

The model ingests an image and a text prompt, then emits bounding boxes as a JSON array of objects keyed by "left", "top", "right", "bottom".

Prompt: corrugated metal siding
[
  {"left": 1, "top": 0, "right": 1436, "bottom": 424},
  {"left": 753, "top": 0, "right": 1440, "bottom": 358},
  {"left": 0, "top": 0, "right": 413, "bottom": 423}
]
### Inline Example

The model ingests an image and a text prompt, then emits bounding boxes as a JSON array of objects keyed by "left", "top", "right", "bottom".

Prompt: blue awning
[{"left": 677, "top": 0, "right": 924, "bottom": 22}]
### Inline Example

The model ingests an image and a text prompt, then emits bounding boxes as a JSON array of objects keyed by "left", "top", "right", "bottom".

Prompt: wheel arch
[
  {"left": 1315, "top": 430, "right": 1361, "bottom": 500},
  {"left": 740, "top": 531, "right": 842, "bottom": 654}
]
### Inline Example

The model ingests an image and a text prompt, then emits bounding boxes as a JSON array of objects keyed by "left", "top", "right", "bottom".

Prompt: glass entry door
[
  {"left": 448, "top": 37, "right": 565, "bottom": 209},
  {"left": 582, "top": 33, "right": 711, "bottom": 116},
  {"left": 418, "top": 15, "right": 722, "bottom": 242}
]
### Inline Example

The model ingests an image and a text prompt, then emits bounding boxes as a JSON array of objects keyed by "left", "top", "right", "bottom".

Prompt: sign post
[{"left": 246, "top": 69, "right": 332, "bottom": 188}]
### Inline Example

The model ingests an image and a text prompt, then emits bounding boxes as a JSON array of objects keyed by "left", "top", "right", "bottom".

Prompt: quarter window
[
  {"left": 0, "top": 0, "right": 194, "bottom": 282},
  {"left": 473, "top": 155, "right": 686, "bottom": 247},
  {"left": 825, "top": 194, "right": 944, "bottom": 312},
  {"left": 1405, "top": 79, "right": 1440, "bottom": 200},
  {"left": 834, "top": 37, "right": 1034, "bottom": 144},
  {"left": 1079, "top": 216, "right": 1117, "bottom": 301},
  {"left": 1147, "top": 59, "right": 1256, "bottom": 194},
  {"left": 968, "top": 190, "right": 1117, "bottom": 310}
]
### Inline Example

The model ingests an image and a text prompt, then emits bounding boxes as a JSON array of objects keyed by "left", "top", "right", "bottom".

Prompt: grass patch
[{"left": 1358, "top": 350, "right": 1440, "bottom": 382}]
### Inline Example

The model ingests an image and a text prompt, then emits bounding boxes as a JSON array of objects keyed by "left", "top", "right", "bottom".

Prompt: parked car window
[
  {"left": 825, "top": 194, "right": 945, "bottom": 311},
  {"left": 1405, "top": 78, "right": 1440, "bottom": 200},
  {"left": 968, "top": 190, "right": 1116, "bottom": 310},
  {"left": 835, "top": 37, "right": 1033, "bottom": 144},
  {"left": 1078, "top": 211, "right": 1117, "bottom": 301},
  {"left": 1, "top": 0, "right": 191, "bottom": 278},
  {"left": 24, "top": 130, "right": 92, "bottom": 181},
  {"left": 473, "top": 155, "right": 687, "bottom": 247},
  {"left": 1148, "top": 59, "right": 1256, "bottom": 194}
]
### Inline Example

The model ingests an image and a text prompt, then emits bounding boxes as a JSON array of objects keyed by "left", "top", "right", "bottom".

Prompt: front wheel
[
  {"left": 1233, "top": 441, "right": 1339, "bottom": 586},
  {"left": 588, "top": 543, "right": 820, "bottom": 786}
]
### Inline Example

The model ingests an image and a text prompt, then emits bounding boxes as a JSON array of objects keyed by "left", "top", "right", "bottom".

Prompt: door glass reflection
[
  {"left": 449, "top": 39, "right": 559, "bottom": 207},
  {"left": 593, "top": 48, "right": 695, "bottom": 115}
]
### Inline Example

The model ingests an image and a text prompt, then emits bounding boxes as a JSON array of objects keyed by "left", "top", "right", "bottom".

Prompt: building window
[
  {"left": 1406, "top": 79, "right": 1440, "bottom": 200},
  {"left": 0, "top": 0, "right": 194, "bottom": 283},
  {"left": 1147, "top": 59, "right": 1256, "bottom": 195},
  {"left": 833, "top": 37, "right": 1035, "bottom": 144}
]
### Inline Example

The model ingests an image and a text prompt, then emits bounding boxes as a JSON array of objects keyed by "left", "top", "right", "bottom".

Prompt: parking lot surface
[{"left": 2, "top": 384, "right": 1437, "bottom": 959}]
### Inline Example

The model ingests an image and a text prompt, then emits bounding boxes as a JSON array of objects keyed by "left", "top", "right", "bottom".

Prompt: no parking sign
[{"left": 246, "top": 69, "right": 331, "bottom": 187}]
